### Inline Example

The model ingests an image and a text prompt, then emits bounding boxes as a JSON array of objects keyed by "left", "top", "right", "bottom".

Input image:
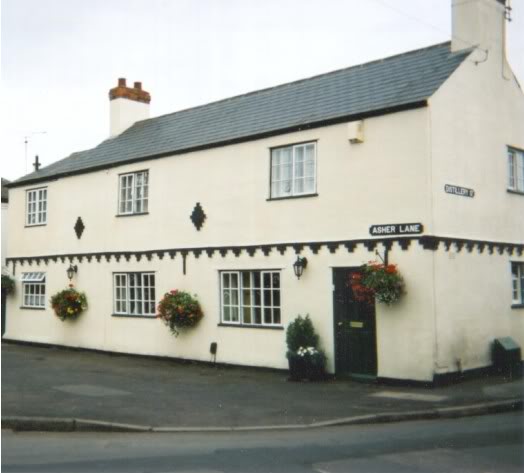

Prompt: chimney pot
[
  {"left": 118, "top": 78, "right": 126, "bottom": 87},
  {"left": 134, "top": 81, "right": 142, "bottom": 90}
]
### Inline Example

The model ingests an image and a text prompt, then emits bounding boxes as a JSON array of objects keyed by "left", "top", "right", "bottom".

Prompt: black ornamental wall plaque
[
  {"left": 190, "top": 202, "right": 206, "bottom": 231},
  {"left": 74, "top": 217, "right": 85, "bottom": 239}
]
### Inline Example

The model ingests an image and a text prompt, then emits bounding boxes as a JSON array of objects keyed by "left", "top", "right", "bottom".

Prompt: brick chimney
[
  {"left": 109, "top": 78, "right": 151, "bottom": 137},
  {"left": 451, "top": 0, "right": 507, "bottom": 56}
]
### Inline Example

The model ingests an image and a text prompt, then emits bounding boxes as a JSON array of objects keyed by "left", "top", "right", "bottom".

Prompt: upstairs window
[
  {"left": 508, "top": 148, "right": 524, "bottom": 193},
  {"left": 118, "top": 171, "right": 149, "bottom": 215},
  {"left": 512, "top": 263, "right": 524, "bottom": 305},
  {"left": 113, "top": 272, "right": 156, "bottom": 316},
  {"left": 26, "top": 188, "right": 47, "bottom": 226},
  {"left": 21, "top": 272, "right": 46, "bottom": 308},
  {"left": 270, "top": 142, "right": 316, "bottom": 198}
]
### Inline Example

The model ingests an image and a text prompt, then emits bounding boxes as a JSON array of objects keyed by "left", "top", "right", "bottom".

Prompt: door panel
[{"left": 333, "top": 268, "right": 377, "bottom": 377}]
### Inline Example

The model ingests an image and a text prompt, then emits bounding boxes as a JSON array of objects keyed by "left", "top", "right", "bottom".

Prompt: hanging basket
[
  {"left": 50, "top": 285, "right": 88, "bottom": 321},
  {"left": 156, "top": 289, "right": 204, "bottom": 336},
  {"left": 349, "top": 262, "right": 405, "bottom": 305}
]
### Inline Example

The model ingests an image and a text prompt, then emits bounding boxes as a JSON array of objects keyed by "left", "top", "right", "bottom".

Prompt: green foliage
[
  {"left": 286, "top": 315, "right": 319, "bottom": 353},
  {"left": 350, "top": 262, "right": 405, "bottom": 305},
  {"left": 288, "top": 346, "right": 326, "bottom": 365},
  {"left": 1, "top": 274, "right": 15, "bottom": 295},
  {"left": 157, "top": 289, "right": 203, "bottom": 336},
  {"left": 50, "top": 286, "right": 88, "bottom": 321},
  {"left": 286, "top": 322, "right": 327, "bottom": 381}
]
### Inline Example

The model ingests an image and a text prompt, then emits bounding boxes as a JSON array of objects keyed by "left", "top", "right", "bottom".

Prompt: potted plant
[
  {"left": 349, "top": 261, "right": 405, "bottom": 305},
  {"left": 1, "top": 274, "right": 15, "bottom": 295},
  {"left": 50, "top": 285, "right": 88, "bottom": 321},
  {"left": 286, "top": 315, "right": 326, "bottom": 381},
  {"left": 157, "top": 289, "right": 203, "bottom": 336}
]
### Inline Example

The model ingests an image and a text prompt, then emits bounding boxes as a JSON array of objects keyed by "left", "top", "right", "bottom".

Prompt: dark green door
[{"left": 333, "top": 268, "right": 377, "bottom": 378}]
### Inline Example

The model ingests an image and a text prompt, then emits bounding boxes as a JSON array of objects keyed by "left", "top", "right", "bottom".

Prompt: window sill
[
  {"left": 511, "top": 304, "right": 524, "bottom": 309},
  {"left": 116, "top": 212, "right": 149, "bottom": 218},
  {"left": 24, "top": 224, "right": 47, "bottom": 228},
  {"left": 218, "top": 323, "right": 284, "bottom": 330},
  {"left": 507, "top": 189, "right": 524, "bottom": 196},
  {"left": 111, "top": 313, "right": 156, "bottom": 319},
  {"left": 20, "top": 306, "right": 45, "bottom": 310},
  {"left": 266, "top": 193, "right": 318, "bottom": 202}
]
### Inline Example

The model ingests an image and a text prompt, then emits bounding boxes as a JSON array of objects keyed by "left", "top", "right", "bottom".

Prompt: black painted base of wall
[{"left": 378, "top": 362, "right": 524, "bottom": 388}]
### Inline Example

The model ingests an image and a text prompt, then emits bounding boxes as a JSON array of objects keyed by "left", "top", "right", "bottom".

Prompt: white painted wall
[
  {"left": 7, "top": 108, "right": 431, "bottom": 257},
  {"left": 4, "top": 242, "right": 438, "bottom": 381},
  {"left": 429, "top": 21, "right": 524, "bottom": 372}
]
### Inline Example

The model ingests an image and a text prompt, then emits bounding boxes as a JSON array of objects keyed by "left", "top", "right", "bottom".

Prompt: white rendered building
[{"left": 5, "top": 0, "right": 523, "bottom": 384}]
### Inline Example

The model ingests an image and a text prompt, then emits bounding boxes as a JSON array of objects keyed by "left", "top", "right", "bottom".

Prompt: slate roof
[{"left": 11, "top": 41, "right": 471, "bottom": 187}]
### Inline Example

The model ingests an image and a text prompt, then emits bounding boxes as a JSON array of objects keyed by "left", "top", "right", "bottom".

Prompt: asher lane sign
[{"left": 369, "top": 223, "right": 424, "bottom": 236}]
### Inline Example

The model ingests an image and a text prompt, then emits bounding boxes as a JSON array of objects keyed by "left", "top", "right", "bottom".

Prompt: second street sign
[
  {"left": 444, "top": 184, "right": 475, "bottom": 198},
  {"left": 369, "top": 223, "right": 423, "bottom": 236}
]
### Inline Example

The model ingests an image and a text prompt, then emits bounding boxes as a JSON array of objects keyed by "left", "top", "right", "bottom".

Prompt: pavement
[{"left": 2, "top": 342, "right": 523, "bottom": 432}]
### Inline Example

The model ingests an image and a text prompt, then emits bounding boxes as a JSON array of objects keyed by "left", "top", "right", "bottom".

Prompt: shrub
[
  {"left": 286, "top": 317, "right": 326, "bottom": 381},
  {"left": 1, "top": 274, "right": 15, "bottom": 295},
  {"left": 50, "top": 286, "right": 88, "bottom": 321},
  {"left": 157, "top": 289, "right": 203, "bottom": 336},
  {"left": 286, "top": 315, "right": 319, "bottom": 354}
]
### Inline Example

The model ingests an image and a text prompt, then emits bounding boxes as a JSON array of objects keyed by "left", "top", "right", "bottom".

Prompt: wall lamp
[
  {"left": 66, "top": 264, "right": 78, "bottom": 281},
  {"left": 293, "top": 256, "right": 308, "bottom": 280}
]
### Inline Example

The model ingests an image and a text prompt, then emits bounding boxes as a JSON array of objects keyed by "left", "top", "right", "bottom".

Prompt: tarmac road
[{"left": 2, "top": 412, "right": 523, "bottom": 472}]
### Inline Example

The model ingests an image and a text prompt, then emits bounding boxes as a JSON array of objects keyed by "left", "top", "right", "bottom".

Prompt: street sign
[
  {"left": 369, "top": 223, "right": 423, "bottom": 236},
  {"left": 444, "top": 184, "right": 475, "bottom": 198}
]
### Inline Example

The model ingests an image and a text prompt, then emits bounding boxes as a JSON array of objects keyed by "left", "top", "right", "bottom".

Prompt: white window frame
[
  {"left": 508, "top": 148, "right": 524, "bottom": 193},
  {"left": 511, "top": 262, "right": 524, "bottom": 305},
  {"left": 118, "top": 170, "right": 149, "bottom": 215},
  {"left": 21, "top": 272, "right": 46, "bottom": 308},
  {"left": 220, "top": 270, "right": 281, "bottom": 327},
  {"left": 26, "top": 187, "right": 47, "bottom": 226},
  {"left": 270, "top": 142, "right": 317, "bottom": 198},
  {"left": 113, "top": 272, "right": 156, "bottom": 316}
]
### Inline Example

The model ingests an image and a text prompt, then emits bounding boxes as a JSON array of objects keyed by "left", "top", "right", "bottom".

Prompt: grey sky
[{"left": 1, "top": 0, "right": 523, "bottom": 181}]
